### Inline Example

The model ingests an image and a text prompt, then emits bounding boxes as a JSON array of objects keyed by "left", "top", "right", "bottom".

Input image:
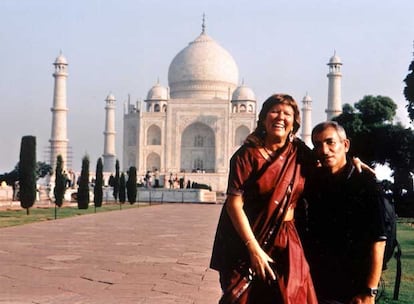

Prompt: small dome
[
  {"left": 328, "top": 53, "right": 342, "bottom": 65},
  {"left": 232, "top": 84, "right": 256, "bottom": 101},
  {"left": 106, "top": 93, "right": 116, "bottom": 101},
  {"left": 54, "top": 53, "right": 68, "bottom": 65},
  {"left": 302, "top": 93, "right": 312, "bottom": 103},
  {"left": 146, "top": 83, "right": 169, "bottom": 101}
]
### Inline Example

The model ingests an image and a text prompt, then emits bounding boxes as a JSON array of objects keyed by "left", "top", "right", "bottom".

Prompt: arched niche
[{"left": 147, "top": 124, "right": 161, "bottom": 145}]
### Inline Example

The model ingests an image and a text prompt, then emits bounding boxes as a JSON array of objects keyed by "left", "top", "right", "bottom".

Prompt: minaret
[
  {"left": 103, "top": 93, "right": 116, "bottom": 172},
  {"left": 49, "top": 52, "right": 69, "bottom": 172},
  {"left": 326, "top": 52, "right": 343, "bottom": 120},
  {"left": 301, "top": 93, "right": 312, "bottom": 147}
]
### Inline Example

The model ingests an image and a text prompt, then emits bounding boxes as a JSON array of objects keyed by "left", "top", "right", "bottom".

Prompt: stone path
[{"left": 0, "top": 203, "right": 223, "bottom": 303}]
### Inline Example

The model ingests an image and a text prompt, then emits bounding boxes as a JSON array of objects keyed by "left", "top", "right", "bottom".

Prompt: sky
[{"left": 1, "top": 0, "right": 414, "bottom": 175}]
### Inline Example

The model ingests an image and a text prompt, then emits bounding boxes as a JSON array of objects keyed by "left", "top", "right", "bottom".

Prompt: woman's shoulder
[{"left": 231, "top": 143, "right": 260, "bottom": 161}]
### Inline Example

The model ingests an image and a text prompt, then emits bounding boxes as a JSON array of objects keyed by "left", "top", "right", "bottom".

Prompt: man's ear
[{"left": 344, "top": 138, "right": 350, "bottom": 152}]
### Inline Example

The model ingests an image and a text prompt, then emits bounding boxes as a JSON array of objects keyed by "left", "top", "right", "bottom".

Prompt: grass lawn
[
  {"left": 0, "top": 202, "right": 145, "bottom": 228},
  {"left": 378, "top": 220, "right": 414, "bottom": 303}
]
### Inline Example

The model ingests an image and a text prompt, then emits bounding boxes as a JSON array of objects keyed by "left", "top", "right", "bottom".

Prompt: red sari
[{"left": 210, "top": 138, "right": 317, "bottom": 304}]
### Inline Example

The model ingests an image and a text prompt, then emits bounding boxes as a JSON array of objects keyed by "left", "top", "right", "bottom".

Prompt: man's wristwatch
[{"left": 361, "top": 287, "right": 379, "bottom": 297}]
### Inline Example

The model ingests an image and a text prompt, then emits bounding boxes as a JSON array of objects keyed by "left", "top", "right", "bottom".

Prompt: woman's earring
[{"left": 289, "top": 131, "right": 295, "bottom": 142}]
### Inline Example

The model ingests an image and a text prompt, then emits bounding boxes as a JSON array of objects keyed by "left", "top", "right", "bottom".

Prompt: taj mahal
[{"left": 49, "top": 20, "right": 343, "bottom": 193}]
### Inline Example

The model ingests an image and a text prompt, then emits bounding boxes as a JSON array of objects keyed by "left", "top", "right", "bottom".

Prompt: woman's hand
[
  {"left": 352, "top": 157, "right": 376, "bottom": 175},
  {"left": 246, "top": 239, "right": 277, "bottom": 282}
]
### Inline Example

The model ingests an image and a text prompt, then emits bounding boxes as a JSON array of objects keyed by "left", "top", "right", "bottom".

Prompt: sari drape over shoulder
[{"left": 210, "top": 136, "right": 317, "bottom": 304}]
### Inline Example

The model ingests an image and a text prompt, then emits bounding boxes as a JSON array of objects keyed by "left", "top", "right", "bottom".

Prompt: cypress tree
[
  {"left": 54, "top": 155, "right": 65, "bottom": 208},
  {"left": 77, "top": 155, "right": 90, "bottom": 209},
  {"left": 113, "top": 159, "right": 120, "bottom": 201},
  {"left": 119, "top": 172, "right": 126, "bottom": 203},
  {"left": 94, "top": 158, "right": 103, "bottom": 208},
  {"left": 19, "top": 136, "right": 36, "bottom": 215},
  {"left": 127, "top": 166, "right": 137, "bottom": 204}
]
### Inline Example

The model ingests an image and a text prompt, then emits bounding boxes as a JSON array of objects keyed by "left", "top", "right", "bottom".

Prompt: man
[{"left": 302, "top": 121, "right": 386, "bottom": 304}]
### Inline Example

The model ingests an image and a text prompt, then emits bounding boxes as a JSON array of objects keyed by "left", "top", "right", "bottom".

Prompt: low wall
[
  {"left": 0, "top": 186, "right": 217, "bottom": 205},
  {"left": 135, "top": 188, "right": 216, "bottom": 204},
  {"left": 0, "top": 186, "right": 13, "bottom": 201}
]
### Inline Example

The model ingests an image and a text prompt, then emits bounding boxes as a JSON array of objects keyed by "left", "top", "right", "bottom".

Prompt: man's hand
[{"left": 350, "top": 294, "right": 376, "bottom": 304}]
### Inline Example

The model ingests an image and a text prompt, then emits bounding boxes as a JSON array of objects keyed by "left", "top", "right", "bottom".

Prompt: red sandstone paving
[{"left": 0, "top": 203, "right": 223, "bottom": 303}]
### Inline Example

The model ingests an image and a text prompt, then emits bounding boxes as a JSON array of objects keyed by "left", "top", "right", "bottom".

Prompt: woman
[{"left": 210, "top": 94, "right": 318, "bottom": 303}]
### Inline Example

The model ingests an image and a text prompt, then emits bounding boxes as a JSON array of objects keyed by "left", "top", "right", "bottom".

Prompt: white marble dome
[
  {"left": 232, "top": 84, "right": 256, "bottom": 101},
  {"left": 168, "top": 32, "right": 239, "bottom": 99},
  {"left": 146, "top": 82, "right": 169, "bottom": 100}
]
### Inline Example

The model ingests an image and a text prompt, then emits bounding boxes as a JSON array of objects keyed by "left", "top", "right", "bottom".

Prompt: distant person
[
  {"left": 302, "top": 121, "right": 386, "bottom": 304},
  {"left": 154, "top": 169, "right": 160, "bottom": 188},
  {"left": 145, "top": 171, "right": 151, "bottom": 188},
  {"left": 168, "top": 173, "right": 173, "bottom": 189}
]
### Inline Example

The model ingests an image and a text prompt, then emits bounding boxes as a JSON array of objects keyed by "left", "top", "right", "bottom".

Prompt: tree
[
  {"left": 53, "top": 155, "right": 65, "bottom": 208},
  {"left": 108, "top": 174, "right": 115, "bottom": 187},
  {"left": 126, "top": 166, "right": 137, "bottom": 204},
  {"left": 36, "top": 162, "right": 52, "bottom": 179},
  {"left": 94, "top": 158, "right": 103, "bottom": 208},
  {"left": 334, "top": 95, "right": 414, "bottom": 208},
  {"left": 1, "top": 161, "right": 52, "bottom": 187},
  {"left": 334, "top": 96, "right": 398, "bottom": 163},
  {"left": 113, "top": 159, "right": 120, "bottom": 201},
  {"left": 404, "top": 56, "right": 414, "bottom": 123},
  {"left": 354, "top": 95, "right": 396, "bottom": 125},
  {"left": 19, "top": 136, "right": 36, "bottom": 214},
  {"left": 119, "top": 173, "right": 126, "bottom": 203},
  {"left": 77, "top": 155, "right": 90, "bottom": 209}
]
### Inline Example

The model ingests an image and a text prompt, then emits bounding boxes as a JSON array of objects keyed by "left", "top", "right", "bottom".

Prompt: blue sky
[{"left": 1, "top": 0, "right": 413, "bottom": 173}]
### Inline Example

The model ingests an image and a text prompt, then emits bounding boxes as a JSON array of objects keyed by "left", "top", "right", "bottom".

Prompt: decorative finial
[{"left": 202, "top": 13, "right": 206, "bottom": 34}]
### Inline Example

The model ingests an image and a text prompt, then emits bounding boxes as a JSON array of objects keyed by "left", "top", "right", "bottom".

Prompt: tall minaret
[
  {"left": 301, "top": 93, "right": 312, "bottom": 147},
  {"left": 103, "top": 93, "right": 116, "bottom": 172},
  {"left": 326, "top": 52, "right": 343, "bottom": 120},
  {"left": 49, "top": 52, "right": 69, "bottom": 172}
]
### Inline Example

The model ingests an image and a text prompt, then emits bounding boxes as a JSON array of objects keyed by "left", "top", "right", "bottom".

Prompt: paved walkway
[{"left": 0, "top": 203, "right": 223, "bottom": 303}]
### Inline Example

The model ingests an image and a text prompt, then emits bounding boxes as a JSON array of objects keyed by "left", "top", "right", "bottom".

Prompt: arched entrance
[{"left": 180, "top": 122, "right": 215, "bottom": 172}]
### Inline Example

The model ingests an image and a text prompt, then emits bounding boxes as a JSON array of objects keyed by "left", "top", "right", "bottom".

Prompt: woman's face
[{"left": 264, "top": 103, "right": 295, "bottom": 143}]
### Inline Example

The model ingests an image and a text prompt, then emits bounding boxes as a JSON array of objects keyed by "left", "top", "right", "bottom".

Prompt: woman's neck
[{"left": 264, "top": 138, "right": 285, "bottom": 151}]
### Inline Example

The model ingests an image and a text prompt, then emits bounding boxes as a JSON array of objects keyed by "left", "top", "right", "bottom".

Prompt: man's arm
[
  {"left": 366, "top": 240, "right": 386, "bottom": 289},
  {"left": 351, "top": 240, "right": 386, "bottom": 304}
]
